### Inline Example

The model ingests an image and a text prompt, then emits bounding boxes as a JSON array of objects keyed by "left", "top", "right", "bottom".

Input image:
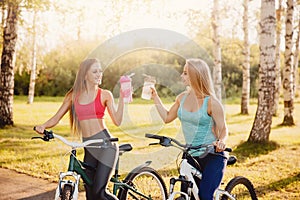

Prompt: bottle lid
[
  {"left": 143, "top": 74, "right": 156, "bottom": 83},
  {"left": 120, "top": 75, "right": 131, "bottom": 83},
  {"left": 120, "top": 73, "right": 135, "bottom": 83}
]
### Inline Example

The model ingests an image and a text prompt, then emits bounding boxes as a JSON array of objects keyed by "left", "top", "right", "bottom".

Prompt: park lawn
[{"left": 0, "top": 96, "right": 299, "bottom": 199}]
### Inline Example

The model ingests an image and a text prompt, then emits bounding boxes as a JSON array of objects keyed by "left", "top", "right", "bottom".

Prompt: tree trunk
[
  {"left": 282, "top": 0, "right": 295, "bottom": 126},
  {"left": 28, "top": 11, "right": 37, "bottom": 104},
  {"left": 212, "top": 0, "right": 222, "bottom": 101},
  {"left": 0, "top": 3, "right": 19, "bottom": 128},
  {"left": 293, "top": 14, "right": 300, "bottom": 103},
  {"left": 241, "top": 0, "right": 250, "bottom": 115},
  {"left": 273, "top": 0, "right": 283, "bottom": 116},
  {"left": 248, "top": 0, "right": 276, "bottom": 142}
]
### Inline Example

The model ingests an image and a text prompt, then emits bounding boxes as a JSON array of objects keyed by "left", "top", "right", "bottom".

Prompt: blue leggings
[{"left": 186, "top": 153, "right": 227, "bottom": 200}]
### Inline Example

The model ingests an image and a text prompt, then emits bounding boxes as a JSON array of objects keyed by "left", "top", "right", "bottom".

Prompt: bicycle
[
  {"left": 145, "top": 133, "right": 258, "bottom": 200},
  {"left": 32, "top": 128, "right": 168, "bottom": 200}
]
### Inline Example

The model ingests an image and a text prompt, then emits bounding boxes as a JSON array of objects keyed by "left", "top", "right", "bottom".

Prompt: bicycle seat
[
  {"left": 119, "top": 144, "right": 133, "bottom": 155},
  {"left": 227, "top": 155, "right": 237, "bottom": 165}
]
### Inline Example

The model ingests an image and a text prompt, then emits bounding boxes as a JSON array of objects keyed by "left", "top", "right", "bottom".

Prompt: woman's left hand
[{"left": 214, "top": 139, "right": 226, "bottom": 152}]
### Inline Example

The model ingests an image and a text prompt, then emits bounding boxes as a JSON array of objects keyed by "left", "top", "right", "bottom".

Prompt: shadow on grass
[
  {"left": 0, "top": 124, "right": 38, "bottom": 139},
  {"left": 272, "top": 122, "right": 296, "bottom": 130},
  {"left": 255, "top": 172, "right": 300, "bottom": 195},
  {"left": 232, "top": 140, "right": 280, "bottom": 162},
  {"left": 18, "top": 190, "right": 56, "bottom": 200}
]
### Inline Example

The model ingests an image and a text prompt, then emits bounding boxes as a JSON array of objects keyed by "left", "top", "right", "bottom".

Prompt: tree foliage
[{"left": 13, "top": 35, "right": 262, "bottom": 99}]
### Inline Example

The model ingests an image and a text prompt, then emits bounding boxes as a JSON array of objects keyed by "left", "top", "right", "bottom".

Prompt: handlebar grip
[
  {"left": 34, "top": 126, "right": 51, "bottom": 135},
  {"left": 33, "top": 127, "right": 54, "bottom": 141},
  {"left": 145, "top": 133, "right": 163, "bottom": 140},
  {"left": 225, "top": 147, "right": 232, "bottom": 152}
]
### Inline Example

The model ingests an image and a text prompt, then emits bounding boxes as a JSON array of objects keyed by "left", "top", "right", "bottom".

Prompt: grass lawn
[{"left": 0, "top": 96, "right": 299, "bottom": 199}]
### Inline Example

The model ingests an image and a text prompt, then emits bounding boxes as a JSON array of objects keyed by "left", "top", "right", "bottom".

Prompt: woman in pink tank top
[{"left": 34, "top": 58, "right": 124, "bottom": 200}]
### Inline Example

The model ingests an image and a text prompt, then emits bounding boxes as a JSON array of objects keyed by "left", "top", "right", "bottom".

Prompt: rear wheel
[
  {"left": 221, "top": 176, "right": 257, "bottom": 200},
  {"left": 118, "top": 167, "right": 168, "bottom": 200},
  {"left": 61, "top": 184, "right": 73, "bottom": 200}
]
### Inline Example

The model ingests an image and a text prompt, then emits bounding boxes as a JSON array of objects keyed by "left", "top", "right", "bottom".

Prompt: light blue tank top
[{"left": 177, "top": 94, "right": 216, "bottom": 156}]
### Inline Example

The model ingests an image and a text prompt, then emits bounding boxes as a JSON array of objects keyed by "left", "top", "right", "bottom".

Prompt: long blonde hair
[
  {"left": 68, "top": 58, "right": 101, "bottom": 135},
  {"left": 186, "top": 58, "right": 216, "bottom": 98}
]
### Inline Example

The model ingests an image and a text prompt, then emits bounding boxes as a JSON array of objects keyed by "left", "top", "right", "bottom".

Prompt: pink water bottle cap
[{"left": 120, "top": 75, "right": 131, "bottom": 83}]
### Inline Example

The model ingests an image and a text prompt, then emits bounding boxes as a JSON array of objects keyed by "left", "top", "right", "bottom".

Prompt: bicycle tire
[
  {"left": 221, "top": 176, "right": 258, "bottom": 200},
  {"left": 117, "top": 167, "right": 168, "bottom": 200},
  {"left": 61, "top": 184, "right": 73, "bottom": 200}
]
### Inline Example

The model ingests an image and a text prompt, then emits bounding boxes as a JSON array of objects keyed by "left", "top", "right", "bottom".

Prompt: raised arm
[
  {"left": 104, "top": 90, "right": 124, "bottom": 126},
  {"left": 151, "top": 88, "right": 183, "bottom": 123}
]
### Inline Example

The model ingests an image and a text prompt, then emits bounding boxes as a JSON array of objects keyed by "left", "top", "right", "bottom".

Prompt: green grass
[{"left": 1, "top": 96, "right": 300, "bottom": 199}]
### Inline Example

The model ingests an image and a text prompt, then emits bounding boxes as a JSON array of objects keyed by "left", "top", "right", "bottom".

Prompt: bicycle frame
[
  {"left": 169, "top": 157, "right": 234, "bottom": 200},
  {"left": 54, "top": 149, "right": 154, "bottom": 200},
  {"left": 145, "top": 133, "right": 236, "bottom": 200},
  {"left": 45, "top": 133, "right": 155, "bottom": 200}
]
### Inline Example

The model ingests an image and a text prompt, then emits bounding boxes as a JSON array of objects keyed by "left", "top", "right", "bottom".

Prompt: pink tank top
[{"left": 74, "top": 89, "right": 106, "bottom": 121}]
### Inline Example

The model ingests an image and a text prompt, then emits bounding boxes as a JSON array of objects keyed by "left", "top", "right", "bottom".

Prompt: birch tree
[
  {"left": 212, "top": 0, "right": 222, "bottom": 101},
  {"left": 0, "top": 2, "right": 19, "bottom": 128},
  {"left": 0, "top": 0, "right": 50, "bottom": 127},
  {"left": 293, "top": 5, "right": 300, "bottom": 102},
  {"left": 282, "top": 0, "right": 295, "bottom": 126},
  {"left": 273, "top": 0, "right": 284, "bottom": 116},
  {"left": 27, "top": 10, "right": 37, "bottom": 104},
  {"left": 248, "top": 0, "right": 276, "bottom": 142},
  {"left": 241, "top": 0, "right": 250, "bottom": 115}
]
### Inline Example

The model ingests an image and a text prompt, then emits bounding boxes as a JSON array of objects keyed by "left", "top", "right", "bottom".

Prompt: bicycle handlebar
[
  {"left": 33, "top": 127, "right": 118, "bottom": 149},
  {"left": 145, "top": 133, "right": 232, "bottom": 152},
  {"left": 145, "top": 133, "right": 186, "bottom": 148}
]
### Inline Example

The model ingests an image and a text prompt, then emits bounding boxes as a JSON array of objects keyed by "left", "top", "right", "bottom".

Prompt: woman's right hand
[
  {"left": 34, "top": 125, "right": 45, "bottom": 135},
  {"left": 150, "top": 87, "right": 158, "bottom": 100}
]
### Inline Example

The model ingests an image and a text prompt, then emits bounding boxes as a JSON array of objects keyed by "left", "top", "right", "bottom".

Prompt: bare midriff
[{"left": 79, "top": 118, "right": 109, "bottom": 138}]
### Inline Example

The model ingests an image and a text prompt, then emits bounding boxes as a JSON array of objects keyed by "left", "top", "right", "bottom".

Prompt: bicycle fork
[
  {"left": 168, "top": 176, "right": 193, "bottom": 200},
  {"left": 54, "top": 171, "right": 81, "bottom": 200},
  {"left": 168, "top": 159, "right": 201, "bottom": 200},
  {"left": 55, "top": 150, "right": 89, "bottom": 200}
]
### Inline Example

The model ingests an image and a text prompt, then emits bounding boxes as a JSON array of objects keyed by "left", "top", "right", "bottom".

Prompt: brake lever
[
  {"left": 31, "top": 129, "right": 54, "bottom": 142},
  {"left": 31, "top": 136, "right": 44, "bottom": 140},
  {"left": 31, "top": 136, "right": 51, "bottom": 141},
  {"left": 149, "top": 142, "right": 159, "bottom": 146}
]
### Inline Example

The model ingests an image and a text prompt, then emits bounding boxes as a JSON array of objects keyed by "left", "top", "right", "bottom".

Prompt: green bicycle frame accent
[
  {"left": 111, "top": 159, "right": 154, "bottom": 199},
  {"left": 68, "top": 150, "right": 93, "bottom": 186},
  {"left": 111, "top": 176, "right": 153, "bottom": 199},
  {"left": 66, "top": 150, "right": 154, "bottom": 199}
]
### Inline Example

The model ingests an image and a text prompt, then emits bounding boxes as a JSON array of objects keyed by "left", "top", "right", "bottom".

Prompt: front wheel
[
  {"left": 221, "top": 176, "right": 258, "bottom": 200},
  {"left": 118, "top": 167, "right": 168, "bottom": 200},
  {"left": 61, "top": 184, "right": 73, "bottom": 200}
]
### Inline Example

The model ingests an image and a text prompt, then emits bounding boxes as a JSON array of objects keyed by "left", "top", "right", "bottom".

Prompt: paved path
[{"left": 0, "top": 168, "right": 85, "bottom": 200}]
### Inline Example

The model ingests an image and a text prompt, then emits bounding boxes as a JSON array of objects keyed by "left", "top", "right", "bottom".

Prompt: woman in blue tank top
[{"left": 151, "top": 58, "right": 228, "bottom": 200}]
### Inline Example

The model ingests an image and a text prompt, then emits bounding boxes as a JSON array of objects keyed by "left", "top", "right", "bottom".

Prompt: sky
[{"left": 20, "top": 0, "right": 261, "bottom": 52}]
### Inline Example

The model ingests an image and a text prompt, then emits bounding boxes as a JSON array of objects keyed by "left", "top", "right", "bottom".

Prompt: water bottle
[
  {"left": 141, "top": 74, "right": 156, "bottom": 100},
  {"left": 120, "top": 73, "right": 134, "bottom": 103}
]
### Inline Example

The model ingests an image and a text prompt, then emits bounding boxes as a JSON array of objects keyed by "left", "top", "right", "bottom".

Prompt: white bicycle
[{"left": 145, "top": 134, "right": 258, "bottom": 200}]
